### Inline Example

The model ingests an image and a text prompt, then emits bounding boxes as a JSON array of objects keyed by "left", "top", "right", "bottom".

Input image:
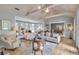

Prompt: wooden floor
[
  {"left": 50, "top": 38, "right": 78, "bottom": 55},
  {"left": 0, "top": 38, "right": 78, "bottom": 55}
]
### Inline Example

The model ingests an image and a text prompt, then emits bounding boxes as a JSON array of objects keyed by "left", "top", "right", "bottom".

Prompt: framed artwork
[{"left": 67, "top": 23, "right": 73, "bottom": 31}]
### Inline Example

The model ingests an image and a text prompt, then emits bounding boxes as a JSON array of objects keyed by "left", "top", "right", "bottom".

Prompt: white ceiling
[{"left": 0, "top": 4, "right": 79, "bottom": 21}]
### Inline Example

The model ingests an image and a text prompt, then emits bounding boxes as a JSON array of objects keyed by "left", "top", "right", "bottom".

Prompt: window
[
  {"left": 2, "top": 20, "right": 11, "bottom": 30},
  {"left": 29, "top": 23, "right": 35, "bottom": 33},
  {"left": 35, "top": 24, "right": 43, "bottom": 31},
  {"left": 16, "top": 21, "right": 44, "bottom": 33},
  {"left": 25, "top": 23, "right": 29, "bottom": 30}
]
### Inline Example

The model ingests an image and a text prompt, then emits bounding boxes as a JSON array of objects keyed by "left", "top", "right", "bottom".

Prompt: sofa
[{"left": 0, "top": 31, "right": 21, "bottom": 50}]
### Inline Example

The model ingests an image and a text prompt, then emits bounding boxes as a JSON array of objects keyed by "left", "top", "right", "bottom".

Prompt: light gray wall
[
  {"left": 75, "top": 9, "right": 79, "bottom": 48},
  {"left": 45, "top": 16, "right": 73, "bottom": 38},
  {"left": 0, "top": 20, "right": 2, "bottom": 30},
  {"left": 73, "top": 16, "right": 76, "bottom": 41}
]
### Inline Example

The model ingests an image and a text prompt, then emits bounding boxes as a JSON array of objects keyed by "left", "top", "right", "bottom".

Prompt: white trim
[{"left": 15, "top": 16, "right": 44, "bottom": 23}]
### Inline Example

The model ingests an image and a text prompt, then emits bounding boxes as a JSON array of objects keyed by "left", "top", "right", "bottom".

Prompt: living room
[{"left": 0, "top": 4, "right": 79, "bottom": 55}]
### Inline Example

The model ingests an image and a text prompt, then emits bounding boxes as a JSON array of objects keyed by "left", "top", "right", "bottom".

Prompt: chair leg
[
  {"left": 32, "top": 50, "right": 34, "bottom": 54},
  {"left": 32, "top": 50, "right": 36, "bottom": 55},
  {"left": 41, "top": 50, "right": 43, "bottom": 55},
  {"left": 34, "top": 51, "right": 36, "bottom": 55}
]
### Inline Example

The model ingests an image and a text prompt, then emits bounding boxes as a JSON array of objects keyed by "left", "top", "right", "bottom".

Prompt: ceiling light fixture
[
  {"left": 45, "top": 8, "right": 49, "bottom": 13},
  {"left": 38, "top": 6, "right": 41, "bottom": 9}
]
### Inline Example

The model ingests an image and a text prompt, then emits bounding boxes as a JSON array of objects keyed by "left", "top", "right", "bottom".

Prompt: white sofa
[
  {"left": 0, "top": 31, "right": 21, "bottom": 49},
  {"left": 39, "top": 34, "right": 61, "bottom": 44}
]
